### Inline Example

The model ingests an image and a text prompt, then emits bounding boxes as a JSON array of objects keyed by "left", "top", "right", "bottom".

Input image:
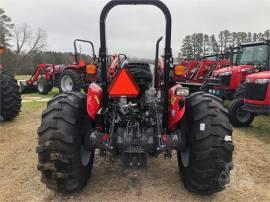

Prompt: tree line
[
  {"left": 0, "top": 8, "right": 50, "bottom": 74},
  {"left": 181, "top": 30, "right": 270, "bottom": 60}
]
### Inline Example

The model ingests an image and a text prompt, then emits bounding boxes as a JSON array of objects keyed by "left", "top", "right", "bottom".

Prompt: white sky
[{"left": 2, "top": 0, "right": 270, "bottom": 59}]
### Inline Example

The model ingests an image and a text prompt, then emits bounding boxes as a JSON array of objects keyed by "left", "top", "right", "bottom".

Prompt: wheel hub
[
  {"left": 61, "top": 75, "right": 73, "bottom": 92},
  {"left": 236, "top": 106, "right": 251, "bottom": 123},
  {"left": 38, "top": 82, "right": 44, "bottom": 92}
]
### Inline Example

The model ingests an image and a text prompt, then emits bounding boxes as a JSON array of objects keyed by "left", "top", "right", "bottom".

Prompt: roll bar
[
  {"left": 73, "top": 39, "right": 96, "bottom": 64},
  {"left": 99, "top": 0, "right": 172, "bottom": 133}
]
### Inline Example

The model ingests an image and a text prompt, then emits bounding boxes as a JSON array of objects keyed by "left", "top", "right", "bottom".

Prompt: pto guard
[
  {"left": 87, "top": 83, "right": 103, "bottom": 120},
  {"left": 168, "top": 84, "right": 186, "bottom": 131}
]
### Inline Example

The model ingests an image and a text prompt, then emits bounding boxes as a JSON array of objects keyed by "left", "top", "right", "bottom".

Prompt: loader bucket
[{"left": 19, "top": 80, "right": 38, "bottom": 93}]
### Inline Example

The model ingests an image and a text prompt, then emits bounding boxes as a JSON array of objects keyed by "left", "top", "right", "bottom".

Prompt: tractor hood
[
  {"left": 213, "top": 65, "right": 254, "bottom": 76},
  {"left": 246, "top": 71, "right": 270, "bottom": 80}
]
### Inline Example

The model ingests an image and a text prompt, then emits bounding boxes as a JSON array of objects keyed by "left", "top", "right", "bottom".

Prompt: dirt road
[{"left": 0, "top": 102, "right": 270, "bottom": 202}]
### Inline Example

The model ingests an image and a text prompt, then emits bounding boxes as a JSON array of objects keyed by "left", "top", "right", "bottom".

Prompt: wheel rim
[
  {"left": 236, "top": 106, "right": 251, "bottom": 123},
  {"left": 181, "top": 148, "right": 190, "bottom": 167},
  {"left": 61, "top": 75, "right": 73, "bottom": 92},
  {"left": 38, "top": 82, "right": 44, "bottom": 92},
  {"left": 80, "top": 146, "right": 91, "bottom": 167}
]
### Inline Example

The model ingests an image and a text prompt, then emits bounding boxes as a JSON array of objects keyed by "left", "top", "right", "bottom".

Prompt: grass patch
[
  {"left": 22, "top": 101, "right": 47, "bottom": 113},
  {"left": 22, "top": 87, "right": 59, "bottom": 99},
  {"left": 239, "top": 116, "right": 270, "bottom": 143}
]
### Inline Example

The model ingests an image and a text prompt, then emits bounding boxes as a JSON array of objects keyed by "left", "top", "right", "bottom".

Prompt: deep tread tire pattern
[
  {"left": 37, "top": 91, "right": 95, "bottom": 193},
  {"left": 228, "top": 98, "right": 255, "bottom": 127},
  {"left": 59, "top": 70, "right": 82, "bottom": 93},
  {"left": 178, "top": 92, "right": 234, "bottom": 195},
  {"left": 0, "top": 71, "right": 22, "bottom": 121}
]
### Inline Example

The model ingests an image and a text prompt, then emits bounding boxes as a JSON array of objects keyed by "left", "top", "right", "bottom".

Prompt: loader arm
[{"left": 26, "top": 64, "right": 53, "bottom": 85}]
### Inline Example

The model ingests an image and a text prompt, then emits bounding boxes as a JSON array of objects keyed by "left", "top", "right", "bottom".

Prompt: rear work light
[{"left": 108, "top": 68, "right": 140, "bottom": 97}]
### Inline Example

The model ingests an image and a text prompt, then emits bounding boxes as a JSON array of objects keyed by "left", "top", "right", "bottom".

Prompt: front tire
[
  {"left": 0, "top": 71, "right": 22, "bottom": 121},
  {"left": 59, "top": 70, "right": 82, "bottom": 93},
  {"left": 37, "top": 78, "right": 53, "bottom": 95},
  {"left": 177, "top": 92, "right": 234, "bottom": 195},
  {"left": 37, "top": 92, "right": 95, "bottom": 193},
  {"left": 228, "top": 98, "right": 254, "bottom": 127}
]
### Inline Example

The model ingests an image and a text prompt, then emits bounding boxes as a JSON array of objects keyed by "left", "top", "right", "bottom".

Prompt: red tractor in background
[
  {"left": 229, "top": 71, "right": 270, "bottom": 127},
  {"left": 174, "top": 58, "right": 231, "bottom": 92},
  {"left": 203, "top": 40, "right": 270, "bottom": 100},
  {"left": 0, "top": 46, "right": 21, "bottom": 121},
  {"left": 37, "top": 0, "right": 233, "bottom": 195},
  {"left": 20, "top": 39, "right": 99, "bottom": 94}
]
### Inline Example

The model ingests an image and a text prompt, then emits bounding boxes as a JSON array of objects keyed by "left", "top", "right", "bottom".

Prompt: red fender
[
  {"left": 87, "top": 83, "right": 103, "bottom": 120},
  {"left": 168, "top": 84, "right": 186, "bottom": 131}
]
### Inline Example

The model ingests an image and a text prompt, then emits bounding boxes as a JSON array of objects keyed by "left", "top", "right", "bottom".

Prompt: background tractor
[
  {"left": 0, "top": 46, "right": 21, "bottom": 121},
  {"left": 20, "top": 39, "right": 99, "bottom": 94},
  {"left": 203, "top": 40, "right": 270, "bottom": 100},
  {"left": 229, "top": 71, "right": 270, "bottom": 127},
  {"left": 37, "top": 0, "right": 234, "bottom": 195}
]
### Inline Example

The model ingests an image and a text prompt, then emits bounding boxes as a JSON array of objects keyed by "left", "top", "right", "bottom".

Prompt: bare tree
[{"left": 13, "top": 24, "right": 47, "bottom": 72}]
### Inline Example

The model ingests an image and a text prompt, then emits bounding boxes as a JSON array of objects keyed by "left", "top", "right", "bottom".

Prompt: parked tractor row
[
  {"left": 2, "top": 0, "right": 268, "bottom": 197},
  {"left": 200, "top": 40, "right": 270, "bottom": 126}
]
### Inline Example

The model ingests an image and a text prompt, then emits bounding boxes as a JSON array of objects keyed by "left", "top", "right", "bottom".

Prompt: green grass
[
  {"left": 239, "top": 116, "right": 270, "bottom": 144},
  {"left": 22, "top": 101, "right": 47, "bottom": 113},
  {"left": 22, "top": 87, "right": 59, "bottom": 98}
]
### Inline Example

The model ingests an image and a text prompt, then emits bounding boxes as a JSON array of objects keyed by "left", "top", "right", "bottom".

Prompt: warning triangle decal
[{"left": 108, "top": 69, "right": 140, "bottom": 97}]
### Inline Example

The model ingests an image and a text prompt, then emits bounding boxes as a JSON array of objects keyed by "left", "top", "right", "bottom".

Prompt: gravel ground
[{"left": 0, "top": 101, "right": 270, "bottom": 202}]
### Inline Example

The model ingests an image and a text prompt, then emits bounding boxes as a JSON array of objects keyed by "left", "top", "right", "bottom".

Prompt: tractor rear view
[
  {"left": 36, "top": 0, "right": 233, "bottom": 195},
  {"left": 0, "top": 46, "right": 21, "bottom": 121}
]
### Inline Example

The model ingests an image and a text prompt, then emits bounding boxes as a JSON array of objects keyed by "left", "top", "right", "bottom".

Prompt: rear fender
[
  {"left": 168, "top": 84, "right": 186, "bottom": 131},
  {"left": 87, "top": 83, "right": 103, "bottom": 120}
]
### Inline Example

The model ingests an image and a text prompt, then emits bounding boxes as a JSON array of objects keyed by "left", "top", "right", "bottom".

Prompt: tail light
[
  {"left": 86, "top": 64, "right": 97, "bottom": 75},
  {"left": 108, "top": 69, "right": 140, "bottom": 97}
]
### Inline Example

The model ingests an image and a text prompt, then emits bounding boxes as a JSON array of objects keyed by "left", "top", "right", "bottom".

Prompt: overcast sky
[{"left": 2, "top": 0, "right": 270, "bottom": 59}]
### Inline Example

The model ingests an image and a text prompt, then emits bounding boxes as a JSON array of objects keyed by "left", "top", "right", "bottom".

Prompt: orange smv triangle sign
[{"left": 108, "top": 69, "right": 140, "bottom": 97}]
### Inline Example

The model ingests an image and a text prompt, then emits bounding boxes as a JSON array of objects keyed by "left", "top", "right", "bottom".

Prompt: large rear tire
[
  {"left": 59, "top": 70, "right": 82, "bottom": 93},
  {"left": 228, "top": 98, "right": 254, "bottom": 127},
  {"left": 177, "top": 92, "right": 234, "bottom": 195},
  {"left": 0, "top": 71, "right": 22, "bottom": 121},
  {"left": 37, "top": 92, "right": 95, "bottom": 193}
]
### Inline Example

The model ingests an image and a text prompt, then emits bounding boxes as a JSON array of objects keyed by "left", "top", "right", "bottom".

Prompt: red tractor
[
  {"left": 20, "top": 39, "right": 99, "bottom": 94},
  {"left": 174, "top": 59, "right": 231, "bottom": 92},
  {"left": 229, "top": 71, "right": 270, "bottom": 127},
  {"left": 203, "top": 40, "right": 270, "bottom": 100},
  {"left": 0, "top": 46, "right": 21, "bottom": 121},
  {"left": 36, "top": 0, "right": 233, "bottom": 195}
]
